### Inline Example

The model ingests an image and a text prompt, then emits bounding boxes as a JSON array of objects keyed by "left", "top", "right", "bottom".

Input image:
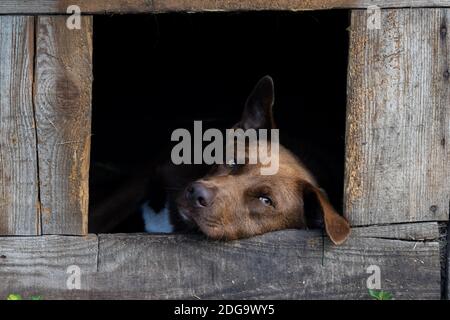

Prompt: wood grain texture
[
  {"left": 0, "top": 17, "right": 40, "bottom": 235},
  {"left": 0, "top": 230, "right": 441, "bottom": 299},
  {"left": 0, "top": 0, "right": 448, "bottom": 14},
  {"left": 447, "top": 222, "right": 450, "bottom": 299},
  {"left": 34, "top": 16, "right": 93, "bottom": 235},
  {"left": 0, "top": 234, "right": 98, "bottom": 294},
  {"left": 154, "top": 0, "right": 450, "bottom": 12},
  {"left": 345, "top": 9, "right": 450, "bottom": 226},
  {"left": 350, "top": 222, "right": 440, "bottom": 240}
]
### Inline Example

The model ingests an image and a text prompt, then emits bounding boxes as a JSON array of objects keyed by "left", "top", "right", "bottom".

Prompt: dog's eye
[{"left": 258, "top": 196, "right": 273, "bottom": 207}]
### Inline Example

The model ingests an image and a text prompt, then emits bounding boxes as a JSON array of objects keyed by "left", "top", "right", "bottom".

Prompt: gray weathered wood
[
  {"left": 0, "top": 234, "right": 98, "bottom": 295},
  {"left": 0, "top": 17, "right": 40, "bottom": 235},
  {"left": 345, "top": 9, "right": 450, "bottom": 226},
  {"left": 447, "top": 222, "right": 450, "bottom": 300},
  {"left": 0, "top": 0, "right": 448, "bottom": 14},
  {"left": 0, "top": 229, "right": 441, "bottom": 299},
  {"left": 351, "top": 222, "right": 440, "bottom": 241},
  {"left": 34, "top": 16, "right": 93, "bottom": 235}
]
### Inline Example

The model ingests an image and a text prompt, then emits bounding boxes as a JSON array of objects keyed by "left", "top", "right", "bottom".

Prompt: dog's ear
[
  {"left": 236, "top": 75, "right": 275, "bottom": 130},
  {"left": 301, "top": 182, "right": 350, "bottom": 245}
]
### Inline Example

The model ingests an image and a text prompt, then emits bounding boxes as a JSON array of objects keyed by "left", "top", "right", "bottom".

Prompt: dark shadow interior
[{"left": 90, "top": 11, "right": 350, "bottom": 233}]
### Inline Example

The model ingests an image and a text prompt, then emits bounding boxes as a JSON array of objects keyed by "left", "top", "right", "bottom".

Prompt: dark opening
[{"left": 89, "top": 11, "right": 350, "bottom": 233}]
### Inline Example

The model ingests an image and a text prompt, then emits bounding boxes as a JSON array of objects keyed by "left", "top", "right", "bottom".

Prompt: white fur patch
[{"left": 142, "top": 201, "right": 174, "bottom": 233}]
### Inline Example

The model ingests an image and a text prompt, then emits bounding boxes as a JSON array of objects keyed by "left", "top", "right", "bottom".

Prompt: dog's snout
[{"left": 186, "top": 182, "right": 216, "bottom": 208}]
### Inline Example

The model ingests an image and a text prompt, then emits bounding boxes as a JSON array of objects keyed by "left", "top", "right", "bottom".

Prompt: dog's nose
[{"left": 186, "top": 182, "right": 216, "bottom": 208}]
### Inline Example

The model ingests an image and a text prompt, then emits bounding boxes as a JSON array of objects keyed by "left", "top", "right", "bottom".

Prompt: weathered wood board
[
  {"left": 34, "top": 16, "right": 93, "bottom": 235},
  {"left": 345, "top": 9, "right": 450, "bottom": 226},
  {"left": 0, "top": 16, "right": 41, "bottom": 236},
  {"left": 447, "top": 222, "right": 450, "bottom": 299},
  {"left": 0, "top": 227, "right": 441, "bottom": 299},
  {"left": 350, "top": 222, "right": 440, "bottom": 240},
  {"left": 0, "top": 234, "right": 98, "bottom": 295},
  {"left": 0, "top": 0, "right": 448, "bottom": 14}
]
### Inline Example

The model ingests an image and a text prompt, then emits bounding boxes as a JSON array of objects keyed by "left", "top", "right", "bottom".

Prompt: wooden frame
[
  {"left": 0, "top": 0, "right": 449, "bottom": 14},
  {"left": 0, "top": 3, "right": 449, "bottom": 299},
  {"left": 0, "top": 227, "right": 441, "bottom": 299}
]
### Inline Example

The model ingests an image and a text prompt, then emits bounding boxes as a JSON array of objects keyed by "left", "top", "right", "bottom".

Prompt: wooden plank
[
  {"left": 0, "top": 0, "right": 449, "bottom": 14},
  {"left": 447, "top": 222, "right": 450, "bottom": 300},
  {"left": 345, "top": 9, "right": 450, "bottom": 226},
  {"left": 0, "top": 235, "right": 98, "bottom": 295},
  {"left": 0, "top": 230, "right": 441, "bottom": 299},
  {"left": 34, "top": 16, "right": 93, "bottom": 235},
  {"left": 0, "top": 17, "right": 40, "bottom": 236},
  {"left": 351, "top": 222, "right": 440, "bottom": 241},
  {"left": 154, "top": 0, "right": 450, "bottom": 12}
]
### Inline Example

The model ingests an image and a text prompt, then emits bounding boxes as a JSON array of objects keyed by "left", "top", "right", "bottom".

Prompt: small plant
[
  {"left": 6, "top": 294, "right": 22, "bottom": 300},
  {"left": 6, "top": 293, "right": 42, "bottom": 300},
  {"left": 368, "top": 289, "right": 393, "bottom": 300}
]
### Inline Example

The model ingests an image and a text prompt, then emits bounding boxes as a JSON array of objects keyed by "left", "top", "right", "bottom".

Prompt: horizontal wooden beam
[
  {"left": 0, "top": 0, "right": 449, "bottom": 14},
  {"left": 0, "top": 226, "right": 441, "bottom": 299},
  {"left": 350, "top": 222, "right": 440, "bottom": 240}
]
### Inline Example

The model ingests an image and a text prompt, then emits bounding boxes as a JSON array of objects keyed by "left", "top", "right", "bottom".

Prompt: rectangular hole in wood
[{"left": 89, "top": 11, "right": 350, "bottom": 233}]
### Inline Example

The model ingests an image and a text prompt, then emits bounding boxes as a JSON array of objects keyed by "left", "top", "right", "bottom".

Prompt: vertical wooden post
[
  {"left": 345, "top": 9, "right": 450, "bottom": 226},
  {"left": 0, "top": 17, "right": 41, "bottom": 235},
  {"left": 34, "top": 16, "right": 93, "bottom": 235}
]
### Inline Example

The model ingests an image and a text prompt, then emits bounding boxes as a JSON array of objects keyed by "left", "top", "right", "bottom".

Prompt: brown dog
[{"left": 141, "top": 76, "right": 350, "bottom": 245}]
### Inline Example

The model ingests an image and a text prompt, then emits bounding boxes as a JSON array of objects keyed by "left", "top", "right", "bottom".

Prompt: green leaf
[
  {"left": 368, "top": 289, "right": 393, "bottom": 300},
  {"left": 368, "top": 289, "right": 380, "bottom": 299},
  {"left": 30, "top": 295, "right": 43, "bottom": 301},
  {"left": 378, "top": 291, "right": 393, "bottom": 300},
  {"left": 6, "top": 294, "right": 23, "bottom": 300}
]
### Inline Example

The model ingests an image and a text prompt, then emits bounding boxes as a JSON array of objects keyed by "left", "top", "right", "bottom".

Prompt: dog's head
[{"left": 176, "top": 76, "right": 350, "bottom": 244}]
